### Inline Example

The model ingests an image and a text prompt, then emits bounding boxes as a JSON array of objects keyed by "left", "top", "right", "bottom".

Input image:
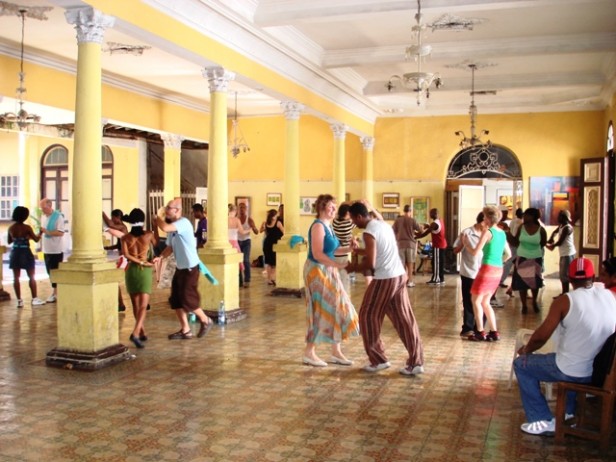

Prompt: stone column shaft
[
  {"left": 361, "top": 136, "right": 375, "bottom": 204},
  {"left": 331, "top": 124, "right": 347, "bottom": 203},
  {"left": 162, "top": 133, "right": 183, "bottom": 203}
]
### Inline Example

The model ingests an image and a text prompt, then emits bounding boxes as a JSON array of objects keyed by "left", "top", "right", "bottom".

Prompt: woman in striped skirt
[{"left": 303, "top": 194, "right": 359, "bottom": 367}]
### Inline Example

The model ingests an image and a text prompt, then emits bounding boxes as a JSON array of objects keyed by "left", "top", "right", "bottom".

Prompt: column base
[
  {"left": 204, "top": 307, "right": 247, "bottom": 324},
  {"left": 271, "top": 287, "right": 305, "bottom": 298},
  {"left": 0, "top": 289, "right": 10, "bottom": 301},
  {"left": 273, "top": 240, "right": 307, "bottom": 290},
  {"left": 46, "top": 343, "right": 130, "bottom": 371}
]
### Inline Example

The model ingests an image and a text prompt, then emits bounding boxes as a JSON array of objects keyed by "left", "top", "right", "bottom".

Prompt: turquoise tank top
[
  {"left": 307, "top": 220, "right": 339, "bottom": 263},
  {"left": 482, "top": 226, "right": 506, "bottom": 266}
]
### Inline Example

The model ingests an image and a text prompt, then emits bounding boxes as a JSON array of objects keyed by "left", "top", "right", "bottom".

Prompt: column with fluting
[
  {"left": 273, "top": 102, "right": 307, "bottom": 293},
  {"left": 47, "top": 7, "right": 129, "bottom": 370},
  {"left": 331, "top": 123, "right": 347, "bottom": 203},
  {"left": 199, "top": 67, "right": 243, "bottom": 321},
  {"left": 161, "top": 133, "right": 183, "bottom": 203},
  {"left": 361, "top": 136, "right": 375, "bottom": 204}
]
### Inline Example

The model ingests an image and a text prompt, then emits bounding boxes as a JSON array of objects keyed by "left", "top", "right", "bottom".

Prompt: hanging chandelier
[
  {"left": 230, "top": 92, "right": 250, "bottom": 158},
  {"left": 0, "top": 9, "right": 41, "bottom": 130},
  {"left": 386, "top": 0, "right": 442, "bottom": 106},
  {"left": 455, "top": 64, "right": 493, "bottom": 148}
]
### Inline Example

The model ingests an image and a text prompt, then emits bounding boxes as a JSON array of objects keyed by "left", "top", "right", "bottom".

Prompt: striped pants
[
  {"left": 359, "top": 275, "right": 424, "bottom": 367},
  {"left": 430, "top": 247, "right": 446, "bottom": 283}
]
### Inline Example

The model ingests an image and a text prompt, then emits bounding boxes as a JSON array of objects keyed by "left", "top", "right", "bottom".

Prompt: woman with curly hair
[{"left": 303, "top": 194, "right": 359, "bottom": 367}]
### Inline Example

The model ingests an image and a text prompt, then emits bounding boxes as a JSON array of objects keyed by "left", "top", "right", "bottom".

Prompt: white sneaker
[
  {"left": 400, "top": 365, "right": 425, "bottom": 376},
  {"left": 46, "top": 294, "right": 57, "bottom": 303},
  {"left": 520, "top": 418, "right": 555, "bottom": 436},
  {"left": 406, "top": 282, "right": 416, "bottom": 288},
  {"left": 490, "top": 299, "right": 504, "bottom": 307},
  {"left": 362, "top": 362, "right": 391, "bottom": 372},
  {"left": 17, "top": 299, "right": 23, "bottom": 308},
  {"left": 32, "top": 298, "right": 46, "bottom": 306}
]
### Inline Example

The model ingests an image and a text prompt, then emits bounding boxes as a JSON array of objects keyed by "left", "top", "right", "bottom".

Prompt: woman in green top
[
  {"left": 463, "top": 205, "right": 510, "bottom": 341},
  {"left": 509, "top": 208, "right": 547, "bottom": 314}
]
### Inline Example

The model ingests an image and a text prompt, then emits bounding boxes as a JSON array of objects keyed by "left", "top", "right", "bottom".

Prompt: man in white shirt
[
  {"left": 513, "top": 257, "right": 616, "bottom": 436},
  {"left": 39, "top": 198, "right": 65, "bottom": 303},
  {"left": 347, "top": 201, "right": 424, "bottom": 376},
  {"left": 453, "top": 212, "right": 484, "bottom": 336}
]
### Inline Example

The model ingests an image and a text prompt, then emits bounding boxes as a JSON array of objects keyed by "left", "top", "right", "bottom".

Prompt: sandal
[
  {"left": 168, "top": 330, "right": 193, "bottom": 340},
  {"left": 197, "top": 318, "right": 214, "bottom": 338}
]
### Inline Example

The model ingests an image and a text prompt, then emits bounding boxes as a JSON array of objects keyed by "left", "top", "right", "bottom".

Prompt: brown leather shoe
[{"left": 168, "top": 330, "right": 193, "bottom": 340}]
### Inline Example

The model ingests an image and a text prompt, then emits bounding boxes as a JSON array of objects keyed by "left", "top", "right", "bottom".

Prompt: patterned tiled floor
[{"left": 0, "top": 268, "right": 614, "bottom": 461}]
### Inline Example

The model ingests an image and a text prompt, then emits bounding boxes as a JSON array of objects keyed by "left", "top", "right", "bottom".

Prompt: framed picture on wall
[
  {"left": 410, "top": 196, "right": 430, "bottom": 225},
  {"left": 267, "top": 192, "right": 282, "bottom": 207},
  {"left": 382, "top": 192, "right": 400, "bottom": 208},
  {"left": 300, "top": 197, "right": 316, "bottom": 215},
  {"left": 235, "top": 196, "right": 251, "bottom": 211}
]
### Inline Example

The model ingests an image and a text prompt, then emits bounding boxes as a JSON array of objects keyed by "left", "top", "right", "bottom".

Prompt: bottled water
[{"left": 218, "top": 300, "right": 226, "bottom": 325}]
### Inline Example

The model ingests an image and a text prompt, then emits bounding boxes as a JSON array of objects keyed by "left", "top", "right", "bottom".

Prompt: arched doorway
[
  {"left": 444, "top": 144, "right": 523, "bottom": 265},
  {"left": 41, "top": 144, "right": 115, "bottom": 233}
]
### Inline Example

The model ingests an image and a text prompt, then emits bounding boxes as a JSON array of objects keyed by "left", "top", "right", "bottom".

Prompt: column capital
[
  {"left": 361, "top": 136, "right": 375, "bottom": 150},
  {"left": 161, "top": 133, "right": 184, "bottom": 150},
  {"left": 65, "top": 7, "right": 115, "bottom": 44},
  {"left": 330, "top": 123, "right": 348, "bottom": 140},
  {"left": 280, "top": 101, "right": 304, "bottom": 120},
  {"left": 202, "top": 67, "right": 235, "bottom": 93}
]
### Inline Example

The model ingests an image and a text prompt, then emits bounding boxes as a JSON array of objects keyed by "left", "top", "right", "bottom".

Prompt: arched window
[{"left": 41, "top": 144, "right": 115, "bottom": 231}]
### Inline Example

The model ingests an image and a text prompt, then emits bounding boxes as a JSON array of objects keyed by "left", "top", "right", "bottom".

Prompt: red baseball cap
[{"left": 569, "top": 257, "right": 595, "bottom": 280}]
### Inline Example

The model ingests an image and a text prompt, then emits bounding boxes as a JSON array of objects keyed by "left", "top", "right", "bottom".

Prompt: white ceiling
[{"left": 0, "top": 0, "right": 615, "bottom": 133}]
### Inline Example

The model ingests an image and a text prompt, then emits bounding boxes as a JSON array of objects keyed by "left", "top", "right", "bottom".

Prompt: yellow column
[
  {"left": 161, "top": 133, "right": 183, "bottom": 203},
  {"left": 273, "top": 102, "right": 307, "bottom": 294},
  {"left": 198, "top": 67, "right": 243, "bottom": 319},
  {"left": 361, "top": 136, "right": 375, "bottom": 204},
  {"left": 331, "top": 123, "right": 347, "bottom": 203},
  {"left": 47, "top": 7, "right": 128, "bottom": 370}
]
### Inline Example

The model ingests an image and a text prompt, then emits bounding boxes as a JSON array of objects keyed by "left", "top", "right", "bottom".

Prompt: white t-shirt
[
  {"left": 556, "top": 286, "right": 616, "bottom": 377},
  {"left": 454, "top": 225, "right": 482, "bottom": 279},
  {"left": 41, "top": 211, "right": 66, "bottom": 254},
  {"left": 364, "top": 219, "right": 405, "bottom": 280}
]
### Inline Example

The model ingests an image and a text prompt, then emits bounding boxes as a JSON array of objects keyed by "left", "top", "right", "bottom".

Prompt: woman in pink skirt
[{"left": 462, "top": 205, "right": 510, "bottom": 341}]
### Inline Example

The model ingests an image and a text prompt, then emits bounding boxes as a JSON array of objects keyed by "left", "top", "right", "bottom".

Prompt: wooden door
[{"left": 579, "top": 157, "right": 609, "bottom": 271}]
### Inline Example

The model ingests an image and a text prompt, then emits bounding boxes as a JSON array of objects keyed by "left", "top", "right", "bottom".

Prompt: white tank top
[
  {"left": 556, "top": 286, "right": 616, "bottom": 377},
  {"left": 238, "top": 218, "right": 251, "bottom": 242}
]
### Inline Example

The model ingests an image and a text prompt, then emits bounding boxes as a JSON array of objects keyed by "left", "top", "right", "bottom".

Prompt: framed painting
[
  {"left": 382, "top": 192, "right": 400, "bottom": 208},
  {"left": 410, "top": 196, "right": 430, "bottom": 224},
  {"left": 529, "top": 176, "right": 580, "bottom": 225},
  {"left": 266, "top": 192, "right": 282, "bottom": 207},
  {"left": 300, "top": 197, "right": 316, "bottom": 215},
  {"left": 235, "top": 196, "right": 251, "bottom": 211}
]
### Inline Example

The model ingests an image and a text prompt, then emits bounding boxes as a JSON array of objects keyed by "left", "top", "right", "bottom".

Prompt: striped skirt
[
  {"left": 471, "top": 264, "right": 503, "bottom": 295},
  {"left": 304, "top": 259, "right": 360, "bottom": 344}
]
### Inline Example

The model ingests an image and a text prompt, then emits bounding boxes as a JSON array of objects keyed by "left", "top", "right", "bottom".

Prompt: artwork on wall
[
  {"left": 235, "top": 196, "right": 251, "bottom": 211},
  {"left": 300, "top": 197, "right": 316, "bottom": 215},
  {"left": 410, "top": 196, "right": 430, "bottom": 225},
  {"left": 496, "top": 189, "right": 514, "bottom": 214},
  {"left": 382, "top": 192, "right": 400, "bottom": 208},
  {"left": 381, "top": 211, "right": 399, "bottom": 221},
  {"left": 266, "top": 193, "right": 282, "bottom": 207},
  {"left": 529, "top": 176, "right": 580, "bottom": 226}
]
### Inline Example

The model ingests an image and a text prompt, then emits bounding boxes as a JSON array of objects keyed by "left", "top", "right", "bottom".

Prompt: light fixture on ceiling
[
  {"left": 230, "top": 92, "right": 250, "bottom": 158},
  {"left": 455, "top": 64, "right": 494, "bottom": 148},
  {"left": 0, "top": 9, "right": 41, "bottom": 130},
  {"left": 386, "top": 0, "right": 442, "bottom": 106}
]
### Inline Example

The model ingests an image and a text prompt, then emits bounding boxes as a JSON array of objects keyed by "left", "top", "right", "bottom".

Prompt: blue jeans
[
  {"left": 513, "top": 353, "right": 591, "bottom": 422},
  {"left": 239, "top": 239, "right": 251, "bottom": 283}
]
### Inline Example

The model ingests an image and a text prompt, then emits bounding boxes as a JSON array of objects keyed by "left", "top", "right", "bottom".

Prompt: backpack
[{"left": 591, "top": 330, "right": 616, "bottom": 387}]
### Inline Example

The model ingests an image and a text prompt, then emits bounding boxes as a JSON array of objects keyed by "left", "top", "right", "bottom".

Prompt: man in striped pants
[{"left": 347, "top": 201, "right": 424, "bottom": 376}]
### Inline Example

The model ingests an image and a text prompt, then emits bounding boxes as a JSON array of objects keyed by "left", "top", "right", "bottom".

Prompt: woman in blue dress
[{"left": 8, "top": 206, "right": 45, "bottom": 308}]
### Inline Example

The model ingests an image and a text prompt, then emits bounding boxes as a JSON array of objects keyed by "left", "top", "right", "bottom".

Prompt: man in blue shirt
[{"left": 157, "top": 198, "right": 213, "bottom": 339}]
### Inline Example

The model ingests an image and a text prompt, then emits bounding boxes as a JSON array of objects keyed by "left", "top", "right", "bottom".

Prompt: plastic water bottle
[
  {"left": 188, "top": 312, "right": 196, "bottom": 323},
  {"left": 217, "top": 300, "right": 226, "bottom": 325}
]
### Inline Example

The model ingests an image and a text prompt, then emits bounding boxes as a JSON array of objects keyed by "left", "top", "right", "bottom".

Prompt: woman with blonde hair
[
  {"left": 303, "top": 194, "right": 359, "bottom": 367},
  {"left": 463, "top": 205, "right": 510, "bottom": 341}
]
